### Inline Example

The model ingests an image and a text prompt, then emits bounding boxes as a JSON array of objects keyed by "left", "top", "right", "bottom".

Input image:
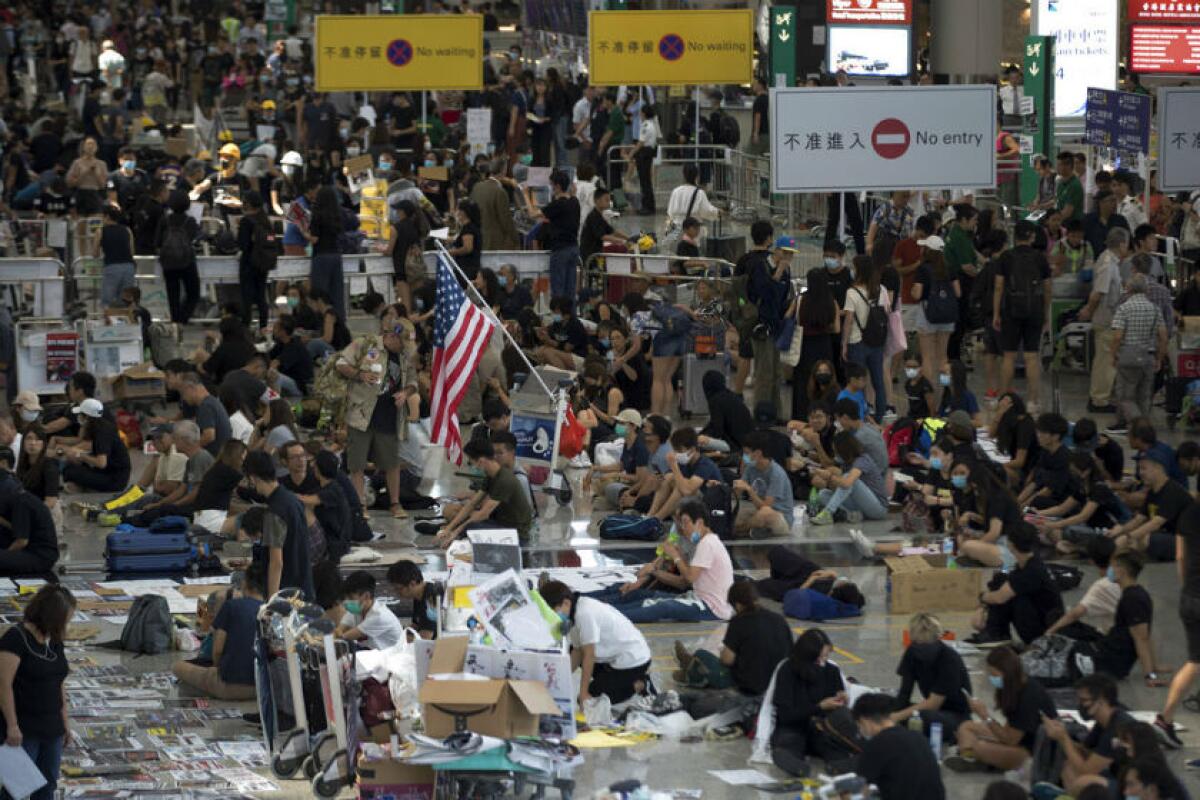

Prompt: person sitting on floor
[
  {"left": 434, "top": 439, "right": 535, "bottom": 547},
  {"left": 606, "top": 499, "right": 733, "bottom": 623},
  {"left": 614, "top": 414, "right": 672, "bottom": 513},
  {"left": 540, "top": 579, "right": 652, "bottom": 707},
  {"left": 954, "top": 461, "right": 1024, "bottom": 570},
  {"left": 733, "top": 431, "right": 796, "bottom": 539},
  {"left": 810, "top": 430, "right": 889, "bottom": 525},
  {"left": 1039, "top": 673, "right": 1136, "bottom": 797},
  {"left": 1037, "top": 451, "right": 1132, "bottom": 555},
  {"left": 697, "top": 369, "right": 754, "bottom": 454},
  {"left": 0, "top": 449, "right": 59, "bottom": 577},
  {"left": 336, "top": 571, "right": 405, "bottom": 651},
  {"left": 1043, "top": 537, "right": 1122, "bottom": 641},
  {"left": 852, "top": 692, "right": 947, "bottom": 800},
  {"left": 892, "top": 613, "right": 973, "bottom": 744},
  {"left": 171, "top": 560, "right": 265, "bottom": 700},
  {"left": 1104, "top": 448, "right": 1193, "bottom": 562},
  {"left": 60, "top": 398, "right": 131, "bottom": 493},
  {"left": 1018, "top": 413, "right": 1074, "bottom": 510},
  {"left": 673, "top": 581, "right": 793, "bottom": 694},
  {"left": 646, "top": 427, "right": 724, "bottom": 523},
  {"left": 770, "top": 628, "right": 856, "bottom": 776},
  {"left": 120, "top": 421, "right": 213, "bottom": 525},
  {"left": 387, "top": 561, "right": 444, "bottom": 640},
  {"left": 969, "top": 522, "right": 1065, "bottom": 647},
  {"left": 1070, "top": 550, "right": 1168, "bottom": 684},
  {"left": 591, "top": 409, "right": 650, "bottom": 508},
  {"left": 945, "top": 645, "right": 1058, "bottom": 774}
]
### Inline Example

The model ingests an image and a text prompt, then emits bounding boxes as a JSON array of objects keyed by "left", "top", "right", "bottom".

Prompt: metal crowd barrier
[
  {"left": 0, "top": 257, "right": 67, "bottom": 318},
  {"left": 420, "top": 249, "right": 551, "bottom": 279}
]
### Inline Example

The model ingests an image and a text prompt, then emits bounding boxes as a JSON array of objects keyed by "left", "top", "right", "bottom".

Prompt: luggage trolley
[
  {"left": 255, "top": 591, "right": 325, "bottom": 779},
  {"left": 509, "top": 366, "right": 575, "bottom": 508},
  {"left": 295, "top": 618, "right": 362, "bottom": 799}
]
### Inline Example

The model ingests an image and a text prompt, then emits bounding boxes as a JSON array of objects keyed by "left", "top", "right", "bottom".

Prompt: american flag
[{"left": 430, "top": 254, "right": 496, "bottom": 464}]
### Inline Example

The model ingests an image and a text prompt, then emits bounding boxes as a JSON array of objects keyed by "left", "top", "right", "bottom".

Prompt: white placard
[
  {"left": 1035, "top": 0, "right": 1119, "bottom": 118},
  {"left": 466, "top": 107, "right": 492, "bottom": 156},
  {"left": 770, "top": 85, "right": 996, "bottom": 193},
  {"left": 1158, "top": 87, "right": 1200, "bottom": 192}
]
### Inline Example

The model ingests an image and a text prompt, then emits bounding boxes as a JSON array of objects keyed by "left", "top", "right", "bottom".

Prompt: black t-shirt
[
  {"left": 91, "top": 417, "right": 131, "bottom": 479},
  {"left": 752, "top": 93, "right": 769, "bottom": 137},
  {"left": 855, "top": 726, "right": 945, "bottom": 800},
  {"left": 193, "top": 460, "right": 243, "bottom": 512},
  {"left": 389, "top": 104, "right": 417, "bottom": 151},
  {"left": 1083, "top": 708, "right": 1135, "bottom": 765},
  {"left": 996, "top": 410, "right": 1040, "bottom": 470},
  {"left": 1147, "top": 480, "right": 1194, "bottom": 535},
  {"left": 676, "top": 239, "right": 701, "bottom": 261},
  {"left": 453, "top": 222, "right": 482, "bottom": 279},
  {"left": 367, "top": 351, "right": 403, "bottom": 435},
  {"left": 896, "top": 641, "right": 971, "bottom": 714},
  {"left": 579, "top": 208, "right": 612, "bottom": 263},
  {"left": 205, "top": 338, "right": 258, "bottom": 384},
  {"left": 314, "top": 481, "right": 351, "bottom": 552},
  {"left": 265, "top": 485, "right": 315, "bottom": 598},
  {"left": 282, "top": 469, "right": 320, "bottom": 496},
  {"left": 1094, "top": 436, "right": 1125, "bottom": 482},
  {"left": 905, "top": 376, "right": 934, "bottom": 418},
  {"left": 19, "top": 457, "right": 60, "bottom": 501},
  {"left": 107, "top": 168, "right": 149, "bottom": 210},
  {"left": 1003, "top": 677, "right": 1058, "bottom": 751},
  {"left": 542, "top": 196, "right": 580, "bottom": 249},
  {"left": 269, "top": 337, "right": 314, "bottom": 390},
  {"left": 0, "top": 489, "right": 59, "bottom": 561},
  {"left": 220, "top": 368, "right": 267, "bottom": 415},
  {"left": 825, "top": 267, "right": 855, "bottom": 308},
  {"left": 410, "top": 581, "right": 444, "bottom": 635},
  {"left": 1180, "top": 504, "right": 1200, "bottom": 596},
  {"left": 998, "top": 245, "right": 1052, "bottom": 317},
  {"left": 323, "top": 309, "right": 353, "bottom": 350},
  {"left": 549, "top": 317, "right": 589, "bottom": 354},
  {"left": 1095, "top": 586, "right": 1153, "bottom": 677},
  {"left": 723, "top": 608, "right": 793, "bottom": 695},
  {"left": 915, "top": 262, "right": 958, "bottom": 303},
  {"left": 984, "top": 488, "right": 1023, "bottom": 530},
  {"left": 33, "top": 191, "right": 73, "bottom": 217},
  {"left": 1071, "top": 475, "right": 1126, "bottom": 528},
  {"left": 1007, "top": 554, "right": 1065, "bottom": 621},
  {"left": 1033, "top": 444, "right": 1072, "bottom": 501},
  {"left": 0, "top": 625, "right": 68, "bottom": 738}
]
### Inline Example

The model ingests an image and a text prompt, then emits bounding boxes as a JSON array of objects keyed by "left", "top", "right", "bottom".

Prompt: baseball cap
[
  {"left": 947, "top": 410, "right": 973, "bottom": 430},
  {"left": 941, "top": 208, "right": 957, "bottom": 226},
  {"left": 72, "top": 398, "right": 104, "bottom": 418},
  {"left": 615, "top": 409, "right": 644, "bottom": 428},
  {"left": 773, "top": 235, "right": 798, "bottom": 252},
  {"left": 12, "top": 390, "right": 41, "bottom": 412},
  {"left": 150, "top": 423, "right": 174, "bottom": 438},
  {"left": 917, "top": 235, "right": 946, "bottom": 252},
  {"left": 1142, "top": 449, "right": 1175, "bottom": 471}
]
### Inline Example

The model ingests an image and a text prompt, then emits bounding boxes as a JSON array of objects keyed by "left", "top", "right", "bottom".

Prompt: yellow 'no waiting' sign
[
  {"left": 588, "top": 10, "right": 753, "bottom": 87},
  {"left": 315, "top": 14, "right": 483, "bottom": 92}
]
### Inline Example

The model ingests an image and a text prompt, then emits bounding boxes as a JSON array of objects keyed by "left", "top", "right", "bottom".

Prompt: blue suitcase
[{"left": 106, "top": 529, "right": 194, "bottom": 573}]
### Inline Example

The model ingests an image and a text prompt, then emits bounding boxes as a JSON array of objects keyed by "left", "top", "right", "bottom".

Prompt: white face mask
[
  {"left": 19, "top": 409, "right": 38, "bottom": 422},
  {"left": 905, "top": 368, "right": 919, "bottom": 380},
  {"left": 675, "top": 451, "right": 691, "bottom": 466}
]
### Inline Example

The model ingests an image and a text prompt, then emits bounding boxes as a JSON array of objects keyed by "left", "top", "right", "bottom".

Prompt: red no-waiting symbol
[
  {"left": 387, "top": 39, "right": 414, "bottom": 67},
  {"left": 872, "top": 118, "right": 910, "bottom": 159},
  {"left": 658, "top": 34, "right": 685, "bottom": 61}
]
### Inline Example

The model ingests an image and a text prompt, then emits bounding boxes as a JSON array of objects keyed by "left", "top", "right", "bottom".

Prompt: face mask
[
  {"left": 424, "top": 159, "right": 435, "bottom": 168},
  {"left": 346, "top": 146, "right": 361, "bottom": 157},
  {"left": 19, "top": 410, "right": 38, "bottom": 422},
  {"left": 557, "top": 610, "right": 569, "bottom": 625},
  {"left": 286, "top": 297, "right": 299, "bottom": 308},
  {"left": 424, "top": 605, "right": 438, "bottom": 622},
  {"left": 824, "top": 257, "right": 839, "bottom": 269},
  {"left": 551, "top": 313, "right": 563, "bottom": 324},
  {"left": 378, "top": 161, "right": 393, "bottom": 172},
  {"left": 343, "top": 600, "right": 362, "bottom": 616},
  {"left": 676, "top": 452, "right": 691, "bottom": 466},
  {"left": 614, "top": 424, "right": 628, "bottom": 437},
  {"left": 988, "top": 674, "right": 1004, "bottom": 689},
  {"left": 905, "top": 368, "right": 919, "bottom": 380},
  {"left": 497, "top": 275, "right": 509, "bottom": 288},
  {"left": 286, "top": 77, "right": 300, "bottom": 87},
  {"left": 939, "top": 374, "right": 951, "bottom": 387},
  {"left": 930, "top": 456, "right": 943, "bottom": 471},
  {"left": 282, "top": 164, "right": 297, "bottom": 175},
  {"left": 690, "top": 531, "right": 701, "bottom": 544},
  {"left": 1106, "top": 566, "right": 1117, "bottom": 582},
  {"left": 123, "top": 160, "right": 136, "bottom": 171},
  {"left": 445, "top": 158, "right": 455, "bottom": 169},
  {"left": 815, "top": 372, "right": 832, "bottom": 386},
  {"left": 519, "top": 154, "right": 533, "bottom": 166},
  {"left": 742, "top": 453, "right": 753, "bottom": 466},
  {"left": 951, "top": 474, "right": 968, "bottom": 490},
  {"left": 597, "top": 338, "right": 609, "bottom": 350},
  {"left": 259, "top": 74, "right": 271, "bottom": 84}
]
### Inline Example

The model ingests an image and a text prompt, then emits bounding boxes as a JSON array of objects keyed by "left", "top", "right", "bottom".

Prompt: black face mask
[{"left": 815, "top": 373, "right": 832, "bottom": 386}]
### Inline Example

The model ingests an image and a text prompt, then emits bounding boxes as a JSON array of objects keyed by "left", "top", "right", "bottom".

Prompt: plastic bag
[{"left": 582, "top": 695, "right": 613, "bottom": 727}]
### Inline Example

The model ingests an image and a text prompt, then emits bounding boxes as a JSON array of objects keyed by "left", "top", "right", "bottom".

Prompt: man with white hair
[
  {"left": 1079, "top": 227, "right": 1131, "bottom": 414},
  {"left": 1109, "top": 273, "right": 1168, "bottom": 433},
  {"left": 119, "top": 421, "right": 214, "bottom": 526},
  {"left": 97, "top": 39, "right": 125, "bottom": 91}
]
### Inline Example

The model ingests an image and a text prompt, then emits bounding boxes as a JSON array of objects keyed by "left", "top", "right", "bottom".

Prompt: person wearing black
[
  {"left": 389, "top": 199, "right": 422, "bottom": 298},
  {"left": 970, "top": 522, "right": 1064, "bottom": 646},
  {"left": 893, "top": 612, "right": 972, "bottom": 744},
  {"left": 0, "top": 584, "right": 76, "bottom": 800},
  {"left": 754, "top": 545, "right": 865, "bottom": 609},
  {"left": 128, "top": 179, "right": 167, "bottom": 256},
  {"left": 770, "top": 628, "right": 856, "bottom": 776},
  {"left": 241, "top": 451, "right": 314, "bottom": 600},
  {"left": 310, "top": 185, "right": 347, "bottom": 320},
  {"left": 388, "top": 560, "right": 444, "bottom": 639},
  {"left": 579, "top": 188, "right": 627, "bottom": 266},
  {"left": 0, "top": 456, "right": 60, "bottom": 576},
  {"left": 448, "top": 200, "right": 482, "bottom": 281},
  {"left": 219, "top": 354, "right": 269, "bottom": 418},
  {"left": 16, "top": 425, "right": 61, "bottom": 520},
  {"left": 1018, "top": 412, "right": 1073, "bottom": 509},
  {"left": 852, "top": 693, "right": 946, "bottom": 800},
  {"left": 1158, "top": 503, "right": 1200, "bottom": 747},
  {"left": 1107, "top": 449, "right": 1193, "bottom": 561},
  {"left": 534, "top": 296, "right": 589, "bottom": 370},
  {"left": 94, "top": 203, "right": 136, "bottom": 308},
  {"left": 236, "top": 190, "right": 273, "bottom": 331},
  {"left": 990, "top": 392, "right": 1041, "bottom": 489},
  {"left": 748, "top": 226, "right": 795, "bottom": 418},
  {"left": 1071, "top": 417, "right": 1124, "bottom": 483},
  {"left": 1041, "top": 674, "right": 1136, "bottom": 796},
  {"left": 268, "top": 315, "right": 314, "bottom": 396},
  {"left": 538, "top": 170, "right": 581, "bottom": 302},
  {"left": 1075, "top": 550, "right": 1162, "bottom": 683},
  {"left": 156, "top": 189, "right": 201, "bottom": 324},
  {"left": 792, "top": 270, "right": 841, "bottom": 421},
  {"left": 312, "top": 451, "right": 352, "bottom": 562},
  {"left": 200, "top": 317, "right": 258, "bottom": 385},
  {"left": 192, "top": 441, "right": 247, "bottom": 536},
  {"left": 61, "top": 398, "right": 131, "bottom": 493},
  {"left": 697, "top": 369, "right": 754, "bottom": 453}
]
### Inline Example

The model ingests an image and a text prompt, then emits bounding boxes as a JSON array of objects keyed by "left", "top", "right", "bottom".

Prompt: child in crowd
[
  {"left": 836, "top": 362, "right": 872, "bottom": 424},
  {"left": 903, "top": 354, "right": 935, "bottom": 419}
]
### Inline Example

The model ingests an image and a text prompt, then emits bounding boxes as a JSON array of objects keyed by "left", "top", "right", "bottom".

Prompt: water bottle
[
  {"left": 942, "top": 536, "right": 954, "bottom": 555},
  {"left": 907, "top": 715, "right": 922, "bottom": 733},
  {"left": 797, "top": 505, "right": 808, "bottom": 530},
  {"left": 929, "top": 721, "right": 943, "bottom": 760}
]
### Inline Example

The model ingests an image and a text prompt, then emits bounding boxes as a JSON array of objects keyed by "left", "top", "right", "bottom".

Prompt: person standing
[
  {"left": 241, "top": 452, "right": 315, "bottom": 600},
  {"left": 309, "top": 185, "right": 346, "bottom": 321},
  {"left": 626, "top": 105, "right": 661, "bottom": 216},
  {"left": 842, "top": 255, "right": 890, "bottom": 421},
  {"left": 943, "top": 204, "right": 979, "bottom": 362},
  {"left": 992, "top": 220, "right": 1051, "bottom": 410},
  {"left": 469, "top": 162, "right": 519, "bottom": 250},
  {"left": 1083, "top": 190, "right": 1131, "bottom": 262},
  {"left": 747, "top": 234, "right": 794, "bottom": 419},
  {"left": 1154, "top": 503, "right": 1200, "bottom": 748},
  {"left": 1079, "top": 228, "right": 1130, "bottom": 414},
  {"left": 1110, "top": 274, "right": 1168, "bottom": 432},
  {"left": 93, "top": 204, "right": 136, "bottom": 308},
  {"left": 749, "top": 78, "right": 769, "bottom": 155},
  {"left": 156, "top": 190, "right": 201, "bottom": 324},
  {"left": 236, "top": 190, "right": 273, "bottom": 331},
  {"left": 594, "top": 92, "right": 624, "bottom": 192},
  {"left": 538, "top": 171, "right": 581, "bottom": 302},
  {"left": 0, "top": 584, "right": 76, "bottom": 800},
  {"left": 1056, "top": 151, "right": 1084, "bottom": 223}
]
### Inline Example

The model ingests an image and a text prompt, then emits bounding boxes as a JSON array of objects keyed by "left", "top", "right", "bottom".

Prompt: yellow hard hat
[
  {"left": 197, "top": 149, "right": 212, "bottom": 161},
  {"left": 261, "top": 99, "right": 276, "bottom": 111},
  {"left": 217, "top": 129, "right": 234, "bottom": 143},
  {"left": 219, "top": 142, "right": 241, "bottom": 160}
]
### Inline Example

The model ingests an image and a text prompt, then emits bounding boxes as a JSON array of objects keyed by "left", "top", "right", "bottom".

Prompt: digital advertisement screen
[
  {"left": 827, "top": 0, "right": 912, "bottom": 25},
  {"left": 826, "top": 25, "right": 911, "bottom": 77}
]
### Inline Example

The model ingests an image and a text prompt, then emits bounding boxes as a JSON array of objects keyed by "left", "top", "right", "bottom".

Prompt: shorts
[
  {"left": 1180, "top": 592, "right": 1200, "bottom": 663},
  {"left": 982, "top": 325, "right": 1003, "bottom": 357},
  {"left": 1147, "top": 531, "right": 1178, "bottom": 562},
  {"left": 900, "top": 304, "right": 921, "bottom": 333},
  {"left": 346, "top": 426, "right": 399, "bottom": 473},
  {"left": 652, "top": 332, "right": 689, "bottom": 358},
  {"left": 915, "top": 305, "right": 955, "bottom": 334},
  {"left": 1000, "top": 315, "right": 1043, "bottom": 353},
  {"left": 998, "top": 538, "right": 1017, "bottom": 571}
]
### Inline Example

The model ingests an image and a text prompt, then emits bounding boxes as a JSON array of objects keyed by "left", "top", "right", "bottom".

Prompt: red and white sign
[
  {"left": 826, "top": 0, "right": 912, "bottom": 25},
  {"left": 1128, "top": 0, "right": 1200, "bottom": 23},
  {"left": 872, "top": 118, "right": 911, "bottom": 159},
  {"left": 1130, "top": 25, "right": 1200, "bottom": 73}
]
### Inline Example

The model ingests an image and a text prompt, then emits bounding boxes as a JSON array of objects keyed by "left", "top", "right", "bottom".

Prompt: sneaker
[
  {"left": 964, "top": 632, "right": 1011, "bottom": 648},
  {"left": 568, "top": 451, "right": 592, "bottom": 469},
  {"left": 72, "top": 501, "right": 101, "bottom": 516},
  {"left": 1154, "top": 714, "right": 1184, "bottom": 749},
  {"left": 1104, "top": 424, "right": 1128, "bottom": 436},
  {"left": 810, "top": 509, "right": 834, "bottom": 526},
  {"left": 1031, "top": 782, "right": 1067, "bottom": 800},
  {"left": 1185, "top": 757, "right": 1200, "bottom": 770},
  {"left": 942, "top": 753, "right": 986, "bottom": 773},
  {"left": 97, "top": 513, "right": 122, "bottom": 527},
  {"left": 883, "top": 406, "right": 897, "bottom": 421},
  {"left": 845, "top": 510, "right": 863, "bottom": 523},
  {"left": 673, "top": 640, "right": 692, "bottom": 670},
  {"left": 848, "top": 529, "right": 876, "bottom": 560}
]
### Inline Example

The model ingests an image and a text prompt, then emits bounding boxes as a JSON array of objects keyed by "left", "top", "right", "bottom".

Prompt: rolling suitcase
[
  {"left": 106, "top": 528, "right": 194, "bottom": 573},
  {"left": 679, "top": 353, "right": 731, "bottom": 418}
]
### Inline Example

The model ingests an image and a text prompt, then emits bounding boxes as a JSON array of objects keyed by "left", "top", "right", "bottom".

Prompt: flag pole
[{"left": 431, "top": 240, "right": 556, "bottom": 402}]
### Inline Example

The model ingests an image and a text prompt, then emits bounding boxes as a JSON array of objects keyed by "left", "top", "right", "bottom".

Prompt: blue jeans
[
  {"left": 308, "top": 339, "right": 336, "bottom": 362},
  {"left": 310, "top": 252, "right": 345, "bottom": 320},
  {"left": 847, "top": 341, "right": 887, "bottom": 420},
  {"left": 549, "top": 245, "right": 579, "bottom": 301},
  {"left": 21, "top": 734, "right": 64, "bottom": 800},
  {"left": 817, "top": 482, "right": 888, "bottom": 520},
  {"left": 101, "top": 262, "right": 136, "bottom": 307},
  {"left": 276, "top": 373, "right": 301, "bottom": 398},
  {"left": 609, "top": 588, "right": 718, "bottom": 623}
]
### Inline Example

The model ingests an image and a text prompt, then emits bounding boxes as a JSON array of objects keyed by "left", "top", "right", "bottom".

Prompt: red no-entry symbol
[
  {"left": 872, "top": 118, "right": 910, "bottom": 159},
  {"left": 658, "top": 34, "right": 685, "bottom": 61},
  {"left": 387, "top": 39, "right": 414, "bottom": 67}
]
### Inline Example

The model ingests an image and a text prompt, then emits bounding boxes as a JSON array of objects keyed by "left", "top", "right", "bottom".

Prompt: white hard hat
[{"left": 280, "top": 150, "right": 303, "bottom": 167}]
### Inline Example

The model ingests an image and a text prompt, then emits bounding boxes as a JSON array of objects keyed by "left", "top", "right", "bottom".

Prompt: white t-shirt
[
  {"left": 355, "top": 601, "right": 405, "bottom": 650},
  {"left": 572, "top": 97, "right": 591, "bottom": 129},
  {"left": 1078, "top": 577, "right": 1121, "bottom": 633},
  {"left": 844, "top": 286, "right": 889, "bottom": 346},
  {"left": 98, "top": 49, "right": 125, "bottom": 89},
  {"left": 639, "top": 118, "right": 661, "bottom": 148},
  {"left": 229, "top": 411, "right": 254, "bottom": 444},
  {"left": 571, "top": 596, "right": 651, "bottom": 670}
]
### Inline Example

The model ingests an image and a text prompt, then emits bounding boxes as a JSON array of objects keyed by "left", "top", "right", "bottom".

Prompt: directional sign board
[
  {"left": 1085, "top": 87, "right": 1152, "bottom": 153},
  {"left": 770, "top": 85, "right": 996, "bottom": 193},
  {"left": 1158, "top": 87, "right": 1200, "bottom": 191},
  {"left": 315, "top": 15, "right": 483, "bottom": 92},
  {"left": 587, "top": 10, "right": 753, "bottom": 87}
]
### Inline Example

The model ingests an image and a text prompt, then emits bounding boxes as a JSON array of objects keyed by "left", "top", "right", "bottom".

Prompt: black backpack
[
  {"left": 158, "top": 217, "right": 195, "bottom": 273},
  {"left": 851, "top": 287, "right": 889, "bottom": 348},
  {"left": 248, "top": 215, "right": 280, "bottom": 274},
  {"left": 717, "top": 113, "right": 740, "bottom": 149},
  {"left": 923, "top": 271, "right": 959, "bottom": 325},
  {"left": 968, "top": 258, "right": 998, "bottom": 329},
  {"left": 1004, "top": 247, "right": 1046, "bottom": 320},
  {"left": 702, "top": 481, "right": 737, "bottom": 539}
]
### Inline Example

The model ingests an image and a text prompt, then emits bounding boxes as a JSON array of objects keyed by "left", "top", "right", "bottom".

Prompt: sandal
[{"left": 391, "top": 503, "right": 409, "bottom": 519}]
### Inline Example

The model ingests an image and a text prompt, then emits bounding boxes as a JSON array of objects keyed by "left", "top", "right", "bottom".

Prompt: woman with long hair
[
  {"left": 936, "top": 359, "right": 981, "bottom": 424},
  {"left": 219, "top": 386, "right": 255, "bottom": 445},
  {"left": 946, "top": 645, "right": 1057, "bottom": 773},
  {"left": 16, "top": 425, "right": 62, "bottom": 531},
  {"left": 309, "top": 184, "right": 346, "bottom": 320},
  {"left": 989, "top": 391, "right": 1041, "bottom": 488},
  {"left": 449, "top": 200, "right": 482, "bottom": 280},
  {"left": 196, "top": 439, "right": 248, "bottom": 536},
  {"left": 473, "top": 267, "right": 500, "bottom": 309},
  {"left": 841, "top": 254, "right": 890, "bottom": 421},
  {"left": 602, "top": 322, "right": 651, "bottom": 413},
  {"left": 952, "top": 462, "right": 1023, "bottom": 569},
  {"left": 249, "top": 399, "right": 298, "bottom": 456},
  {"left": 528, "top": 77, "right": 553, "bottom": 166},
  {"left": 770, "top": 628, "right": 852, "bottom": 776},
  {"left": 911, "top": 241, "right": 961, "bottom": 386},
  {"left": 811, "top": 430, "right": 889, "bottom": 525},
  {"left": 791, "top": 271, "right": 841, "bottom": 421}
]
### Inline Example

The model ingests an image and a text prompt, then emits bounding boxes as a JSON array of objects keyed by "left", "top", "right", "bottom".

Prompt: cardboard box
[
  {"left": 356, "top": 754, "right": 433, "bottom": 800},
  {"left": 112, "top": 364, "right": 166, "bottom": 400},
  {"left": 885, "top": 555, "right": 983, "bottom": 614},
  {"left": 418, "top": 637, "right": 560, "bottom": 739}
]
